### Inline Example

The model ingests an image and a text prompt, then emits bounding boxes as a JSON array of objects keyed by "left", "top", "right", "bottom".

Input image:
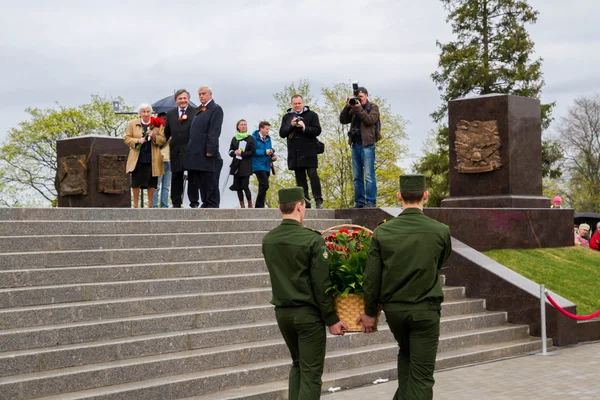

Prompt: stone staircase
[{"left": 0, "top": 208, "right": 548, "bottom": 399}]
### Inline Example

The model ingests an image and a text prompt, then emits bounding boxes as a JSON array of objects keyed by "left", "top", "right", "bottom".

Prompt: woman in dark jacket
[{"left": 228, "top": 119, "right": 256, "bottom": 208}]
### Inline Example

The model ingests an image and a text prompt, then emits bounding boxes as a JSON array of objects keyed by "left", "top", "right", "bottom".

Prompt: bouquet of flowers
[
  {"left": 323, "top": 225, "right": 375, "bottom": 331},
  {"left": 136, "top": 117, "right": 165, "bottom": 150}
]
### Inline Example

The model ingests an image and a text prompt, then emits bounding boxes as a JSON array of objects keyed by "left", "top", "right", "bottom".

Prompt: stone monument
[
  {"left": 442, "top": 94, "right": 548, "bottom": 208},
  {"left": 57, "top": 135, "right": 131, "bottom": 207},
  {"left": 425, "top": 94, "right": 573, "bottom": 251}
]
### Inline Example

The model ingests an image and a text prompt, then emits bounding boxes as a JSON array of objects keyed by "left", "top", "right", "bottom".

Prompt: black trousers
[
  {"left": 254, "top": 170, "right": 270, "bottom": 208},
  {"left": 188, "top": 170, "right": 218, "bottom": 208},
  {"left": 215, "top": 157, "right": 223, "bottom": 208},
  {"left": 171, "top": 170, "right": 198, "bottom": 208},
  {"left": 294, "top": 168, "right": 322, "bottom": 202}
]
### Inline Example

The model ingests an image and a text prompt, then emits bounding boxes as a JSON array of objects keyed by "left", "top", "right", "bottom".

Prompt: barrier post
[
  {"left": 540, "top": 284, "right": 547, "bottom": 355},
  {"left": 535, "top": 285, "right": 558, "bottom": 356}
]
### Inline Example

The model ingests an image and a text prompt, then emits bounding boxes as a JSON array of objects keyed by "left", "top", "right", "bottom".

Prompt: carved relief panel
[{"left": 454, "top": 120, "right": 502, "bottom": 173}]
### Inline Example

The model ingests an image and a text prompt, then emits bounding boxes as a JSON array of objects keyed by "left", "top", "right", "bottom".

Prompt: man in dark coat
[
  {"left": 279, "top": 95, "right": 324, "bottom": 209},
  {"left": 359, "top": 175, "right": 452, "bottom": 400},
  {"left": 164, "top": 89, "right": 197, "bottom": 208},
  {"left": 186, "top": 86, "right": 224, "bottom": 208}
]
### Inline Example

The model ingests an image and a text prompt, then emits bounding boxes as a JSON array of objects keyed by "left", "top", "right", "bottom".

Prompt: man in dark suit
[
  {"left": 164, "top": 89, "right": 197, "bottom": 208},
  {"left": 186, "top": 86, "right": 224, "bottom": 208}
]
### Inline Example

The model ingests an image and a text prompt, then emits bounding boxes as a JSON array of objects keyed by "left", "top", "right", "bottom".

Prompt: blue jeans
[
  {"left": 153, "top": 162, "right": 171, "bottom": 208},
  {"left": 351, "top": 144, "right": 376, "bottom": 206}
]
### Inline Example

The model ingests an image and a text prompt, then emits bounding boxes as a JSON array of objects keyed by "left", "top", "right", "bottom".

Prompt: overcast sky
[{"left": 0, "top": 0, "right": 598, "bottom": 206}]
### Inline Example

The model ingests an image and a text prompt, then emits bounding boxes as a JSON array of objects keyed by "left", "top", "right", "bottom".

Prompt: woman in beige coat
[{"left": 124, "top": 104, "right": 166, "bottom": 208}]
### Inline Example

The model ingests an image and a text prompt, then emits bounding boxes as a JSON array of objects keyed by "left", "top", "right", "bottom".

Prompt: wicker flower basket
[{"left": 322, "top": 224, "right": 379, "bottom": 333}]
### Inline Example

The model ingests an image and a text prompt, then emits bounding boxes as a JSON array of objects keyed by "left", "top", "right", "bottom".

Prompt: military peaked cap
[
  {"left": 278, "top": 187, "right": 304, "bottom": 204},
  {"left": 400, "top": 174, "right": 426, "bottom": 191}
]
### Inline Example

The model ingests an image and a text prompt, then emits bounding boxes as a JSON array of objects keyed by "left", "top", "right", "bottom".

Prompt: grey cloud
[{"left": 1, "top": 0, "right": 599, "bottom": 206}]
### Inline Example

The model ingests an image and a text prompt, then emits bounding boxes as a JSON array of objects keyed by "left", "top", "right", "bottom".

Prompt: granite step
[
  {"left": 0, "top": 208, "right": 336, "bottom": 221},
  {"left": 0, "top": 288, "right": 273, "bottom": 330},
  {"left": 0, "top": 218, "right": 348, "bottom": 237},
  {"left": 0, "top": 273, "right": 271, "bottom": 308},
  {"left": 0, "top": 298, "right": 486, "bottom": 353},
  {"left": 0, "top": 304, "right": 277, "bottom": 352},
  {"left": 0, "top": 244, "right": 264, "bottom": 270},
  {"left": 25, "top": 332, "right": 541, "bottom": 400},
  {"left": 0, "top": 232, "right": 271, "bottom": 253},
  {"left": 188, "top": 338, "right": 548, "bottom": 400},
  {"left": 0, "top": 311, "right": 516, "bottom": 377},
  {"left": 0, "top": 259, "right": 268, "bottom": 289},
  {"left": 0, "top": 274, "right": 459, "bottom": 309},
  {"left": 0, "top": 286, "right": 465, "bottom": 330},
  {"left": 0, "top": 325, "right": 533, "bottom": 399}
]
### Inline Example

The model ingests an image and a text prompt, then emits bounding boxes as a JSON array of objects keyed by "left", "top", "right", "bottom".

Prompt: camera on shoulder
[{"left": 349, "top": 81, "right": 361, "bottom": 106}]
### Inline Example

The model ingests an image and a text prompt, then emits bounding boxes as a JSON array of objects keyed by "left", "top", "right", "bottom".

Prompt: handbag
[{"left": 317, "top": 140, "right": 325, "bottom": 154}]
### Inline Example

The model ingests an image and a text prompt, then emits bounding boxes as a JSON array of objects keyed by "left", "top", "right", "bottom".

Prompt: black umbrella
[
  {"left": 151, "top": 95, "right": 197, "bottom": 114},
  {"left": 574, "top": 212, "right": 600, "bottom": 232}
]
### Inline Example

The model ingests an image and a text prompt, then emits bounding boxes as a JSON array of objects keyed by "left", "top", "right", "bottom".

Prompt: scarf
[{"left": 235, "top": 130, "right": 250, "bottom": 141}]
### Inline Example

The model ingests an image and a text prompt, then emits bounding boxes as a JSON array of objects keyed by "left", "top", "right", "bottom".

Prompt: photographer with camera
[
  {"left": 279, "top": 94, "right": 324, "bottom": 209},
  {"left": 339, "top": 84, "right": 381, "bottom": 208}
]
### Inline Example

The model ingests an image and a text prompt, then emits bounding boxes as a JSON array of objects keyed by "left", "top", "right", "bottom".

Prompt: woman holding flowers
[
  {"left": 228, "top": 119, "right": 256, "bottom": 208},
  {"left": 124, "top": 103, "right": 166, "bottom": 208}
]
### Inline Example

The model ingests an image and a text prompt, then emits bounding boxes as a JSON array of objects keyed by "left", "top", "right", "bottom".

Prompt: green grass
[{"left": 483, "top": 247, "right": 600, "bottom": 316}]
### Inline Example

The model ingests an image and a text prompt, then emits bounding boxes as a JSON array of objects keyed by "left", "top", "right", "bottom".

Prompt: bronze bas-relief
[
  {"left": 58, "top": 155, "right": 88, "bottom": 196},
  {"left": 454, "top": 120, "right": 502, "bottom": 174},
  {"left": 97, "top": 154, "right": 129, "bottom": 194}
]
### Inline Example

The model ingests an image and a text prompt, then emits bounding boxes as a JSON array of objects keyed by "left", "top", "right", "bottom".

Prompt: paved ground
[{"left": 326, "top": 342, "right": 600, "bottom": 399}]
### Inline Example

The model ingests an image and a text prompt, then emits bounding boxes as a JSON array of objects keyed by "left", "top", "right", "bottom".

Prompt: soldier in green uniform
[
  {"left": 358, "top": 175, "right": 452, "bottom": 400},
  {"left": 262, "top": 187, "right": 348, "bottom": 400}
]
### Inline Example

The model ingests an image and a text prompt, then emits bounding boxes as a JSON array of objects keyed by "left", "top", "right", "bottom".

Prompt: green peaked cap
[
  {"left": 400, "top": 174, "right": 426, "bottom": 191},
  {"left": 278, "top": 187, "right": 304, "bottom": 204}
]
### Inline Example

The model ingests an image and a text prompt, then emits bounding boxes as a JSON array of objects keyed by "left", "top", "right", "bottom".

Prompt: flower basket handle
[{"left": 321, "top": 224, "right": 373, "bottom": 238}]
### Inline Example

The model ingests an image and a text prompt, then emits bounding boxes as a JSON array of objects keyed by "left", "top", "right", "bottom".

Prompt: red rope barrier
[{"left": 545, "top": 292, "right": 600, "bottom": 321}]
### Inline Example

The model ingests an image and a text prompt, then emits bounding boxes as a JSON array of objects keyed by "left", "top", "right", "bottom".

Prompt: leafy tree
[
  {"left": 0, "top": 95, "right": 134, "bottom": 206},
  {"left": 415, "top": 0, "right": 561, "bottom": 205},
  {"left": 255, "top": 80, "right": 408, "bottom": 209},
  {"left": 413, "top": 126, "right": 449, "bottom": 207},
  {"left": 541, "top": 139, "right": 564, "bottom": 180},
  {"left": 555, "top": 94, "right": 600, "bottom": 212}
]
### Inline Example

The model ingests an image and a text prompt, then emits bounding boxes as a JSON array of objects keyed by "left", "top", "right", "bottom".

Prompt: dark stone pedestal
[
  {"left": 441, "top": 195, "right": 550, "bottom": 208},
  {"left": 424, "top": 208, "right": 574, "bottom": 252},
  {"left": 441, "top": 94, "right": 549, "bottom": 208},
  {"left": 57, "top": 136, "right": 130, "bottom": 207}
]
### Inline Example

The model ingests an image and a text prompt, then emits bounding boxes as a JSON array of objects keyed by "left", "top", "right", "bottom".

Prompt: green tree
[
  {"left": 415, "top": 0, "right": 560, "bottom": 205},
  {"left": 257, "top": 80, "right": 408, "bottom": 209},
  {"left": 556, "top": 94, "right": 600, "bottom": 212},
  {"left": 0, "top": 95, "right": 134, "bottom": 206},
  {"left": 413, "top": 126, "right": 449, "bottom": 207}
]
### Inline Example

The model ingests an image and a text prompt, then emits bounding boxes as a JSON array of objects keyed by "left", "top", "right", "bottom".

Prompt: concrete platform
[{"left": 325, "top": 341, "right": 600, "bottom": 399}]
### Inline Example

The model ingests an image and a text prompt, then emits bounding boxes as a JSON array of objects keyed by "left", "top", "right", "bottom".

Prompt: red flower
[
  {"left": 148, "top": 116, "right": 165, "bottom": 129},
  {"left": 339, "top": 229, "right": 350, "bottom": 234}
]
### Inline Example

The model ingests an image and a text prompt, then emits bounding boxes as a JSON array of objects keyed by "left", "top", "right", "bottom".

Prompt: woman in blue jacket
[{"left": 252, "top": 121, "right": 277, "bottom": 208}]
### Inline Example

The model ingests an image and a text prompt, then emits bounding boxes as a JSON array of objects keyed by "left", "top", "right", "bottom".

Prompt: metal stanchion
[
  {"left": 540, "top": 284, "right": 547, "bottom": 355},
  {"left": 535, "top": 284, "right": 558, "bottom": 356}
]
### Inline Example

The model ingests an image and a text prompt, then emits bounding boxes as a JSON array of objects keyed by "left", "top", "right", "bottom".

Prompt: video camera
[{"left": 349, "top": 81, "right": 360, "bottom": 106}]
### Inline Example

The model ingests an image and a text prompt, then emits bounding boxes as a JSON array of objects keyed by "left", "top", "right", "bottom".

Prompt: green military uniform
[
  {"left": 262, "top": 187, "right": 339, "bottom": 400},
  {"left": 363, "top": 175, "right": 452, "bottom": 400}
]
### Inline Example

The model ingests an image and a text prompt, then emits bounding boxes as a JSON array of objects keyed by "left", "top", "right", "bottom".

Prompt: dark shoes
[
  {"left": 315, "top": 199, "right": 324, "bottom": 209},
  {"left": 352, "top": 203, "right": 376, "bottom": 209}
]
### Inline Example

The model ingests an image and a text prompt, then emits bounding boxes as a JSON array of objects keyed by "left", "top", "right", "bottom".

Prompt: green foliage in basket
[{"left": 324, "top": 228, "right": 373, "bottom": 297}]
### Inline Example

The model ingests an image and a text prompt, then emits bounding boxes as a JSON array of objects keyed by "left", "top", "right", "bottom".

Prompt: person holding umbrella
[{"left": 228, "top": 119, "right": 256, "bottom": 208}]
